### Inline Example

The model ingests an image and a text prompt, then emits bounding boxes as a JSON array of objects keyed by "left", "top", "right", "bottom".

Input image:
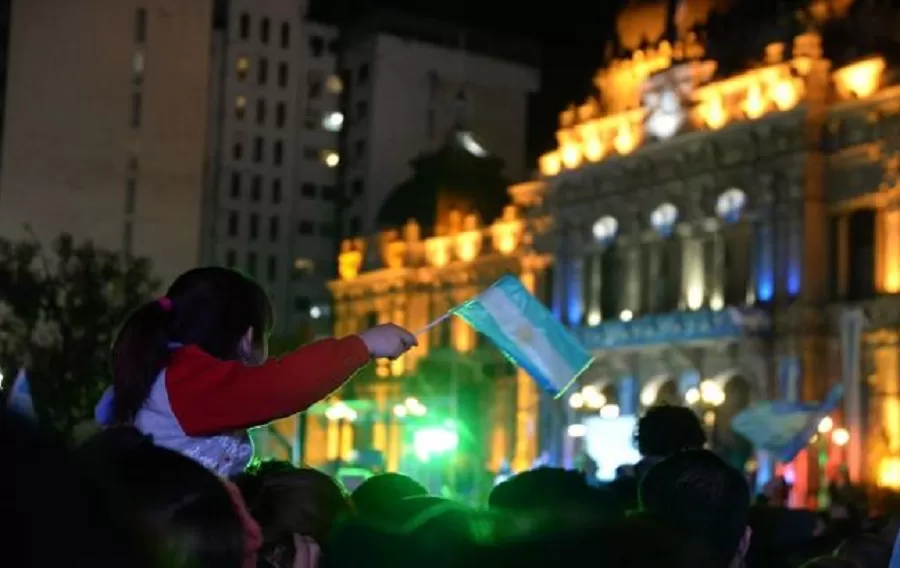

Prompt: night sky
[{"left": 310, "top": 0, "right": 628, "bottom": 165}]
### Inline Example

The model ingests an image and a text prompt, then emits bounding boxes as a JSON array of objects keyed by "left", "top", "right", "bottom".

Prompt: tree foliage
[{"left": 0, "top": 234, "right": 159, "bottom": 438}]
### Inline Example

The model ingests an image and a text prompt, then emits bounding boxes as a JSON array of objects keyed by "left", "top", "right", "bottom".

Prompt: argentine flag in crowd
[
  {"left": 452, "top": 275, "right": 593, "bottom": 396},
  {"left": 6, "top": 369, "right": 36, "bottom": 420},
  {"left": 732, "top": 383, "right": 844, "bottom": 463}
]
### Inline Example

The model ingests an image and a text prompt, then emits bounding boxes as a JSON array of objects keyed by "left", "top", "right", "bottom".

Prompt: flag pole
[{"left": 414, "top": 312, "right": 451, "bottom": 336}]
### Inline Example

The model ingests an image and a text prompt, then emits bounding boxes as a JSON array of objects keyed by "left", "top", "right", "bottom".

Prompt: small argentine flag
[
  {"left": 451, "top": 275, "right": 593, "bottom": 396},
  {"left": 731, "top": 383, "right": 844, "bottom": 463},
  {"left": 7, "top": 369, "right": 36, "bottom": 420}
]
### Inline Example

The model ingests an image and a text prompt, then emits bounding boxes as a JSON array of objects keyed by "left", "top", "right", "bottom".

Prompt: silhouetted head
[
  {"left": 78, "top": 427, "right": 246, "bottom": 568},
  {"left": 110, "top": 267, "right": 273, "bottom": 423},
  {"left": 350, "top": 473, "right": 428, "bottom": 522},
  {"left": 636, "top": 404, "right": 707, "bottom": 458},
  {"left": 640, "top": 449, "right": 751, "bottom": 568},
  {"left": 489, "top": 467, "right": 621, "bottom": 519}
]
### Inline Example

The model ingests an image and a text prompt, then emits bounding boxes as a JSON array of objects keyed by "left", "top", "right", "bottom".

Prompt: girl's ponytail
[{"left": 110, "top": 298, "right": 172, "bottom": 424}]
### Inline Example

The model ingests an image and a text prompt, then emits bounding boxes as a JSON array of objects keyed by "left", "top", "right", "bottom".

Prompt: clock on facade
[{"left": 644, "top": 88, "right": 686, "bottom": 140}]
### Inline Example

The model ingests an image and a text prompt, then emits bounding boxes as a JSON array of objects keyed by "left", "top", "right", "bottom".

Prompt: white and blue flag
[
  {"left": 7, "top": 369, "right": 36, "bottom": 420},
  {"left": 452, "top": 275, "right": 593, "bottom": 396},
  {"left": 732, "top": 383, "right": 844, "bottom": 463}
]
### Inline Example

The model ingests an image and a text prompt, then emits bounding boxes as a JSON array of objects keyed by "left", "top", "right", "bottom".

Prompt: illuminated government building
[
  {"left": 304, "top": 130, "right": 551, "bottom": 479},
  {"left": 518, "top": 0, "right": 900, "bottom": 497},
  {"left": 285, "top": 0, "right": 900, "bottom": 499}
]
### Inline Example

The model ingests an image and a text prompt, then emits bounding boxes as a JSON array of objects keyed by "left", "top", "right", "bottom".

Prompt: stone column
[
  {"left": 878, "top": 203, "right": 900, "bottom": 294},
  {"left": 681, "top": 229, "right": 705, "bottom": 310}
]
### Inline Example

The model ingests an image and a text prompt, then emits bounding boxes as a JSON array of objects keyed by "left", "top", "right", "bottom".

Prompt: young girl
[{"left": 95, "top": 267, "right": 416, "bottom": 477}]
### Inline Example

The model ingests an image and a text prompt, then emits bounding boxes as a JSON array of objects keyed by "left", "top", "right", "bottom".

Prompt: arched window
[
  {"left": 592, "top": 215, "right": 618, "bottom": 244},
  {"left": 650, "top": 202, "right": 679, "bottom": 237},
  {"left": 716, "top": 188, "right": 747, "bottom": 223}
]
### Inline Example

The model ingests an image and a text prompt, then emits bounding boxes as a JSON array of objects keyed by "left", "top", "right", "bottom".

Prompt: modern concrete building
[
  {"left": 0, "top": 2, "right": 538, "bottom": 343},
  {"left": 336, "top": 10, "right": 540, "bottom": 238},
  {"left": 0, "top": 0, "right": 216, "bottom": 285}
]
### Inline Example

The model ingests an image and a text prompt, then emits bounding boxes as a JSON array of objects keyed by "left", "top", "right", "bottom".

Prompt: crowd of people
[{"left": 5, "top": 267, "right": 900, "bottom": 567}]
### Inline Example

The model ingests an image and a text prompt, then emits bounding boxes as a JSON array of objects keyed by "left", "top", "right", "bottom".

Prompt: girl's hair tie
[{"left": 157, "top": 297, "right": 173, "bottom": 312}]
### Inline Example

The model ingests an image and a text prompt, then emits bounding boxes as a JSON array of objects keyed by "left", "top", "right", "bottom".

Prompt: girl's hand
[{"left": 358, "top": 324, "right": 418, "bottom": 359}]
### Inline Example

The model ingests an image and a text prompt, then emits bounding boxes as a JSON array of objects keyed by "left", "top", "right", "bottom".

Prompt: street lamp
[{"left": 393, "top": 397, "right": 427, "bottom": 418}]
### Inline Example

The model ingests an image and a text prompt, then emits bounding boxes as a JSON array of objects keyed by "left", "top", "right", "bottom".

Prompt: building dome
[{"left": 376, "top": 134, "right": 510, "bottom": 234}]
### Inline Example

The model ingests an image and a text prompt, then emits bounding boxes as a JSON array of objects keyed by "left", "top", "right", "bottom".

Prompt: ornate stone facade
[
  {"left": 513, "top": 17, "right": 900, "bottom": 497},
  {"left": 313, "top": 207, "right": 551, "bottom": 474}
]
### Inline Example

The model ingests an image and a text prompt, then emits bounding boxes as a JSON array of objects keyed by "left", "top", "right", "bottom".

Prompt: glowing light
[
  {"left": 599, "top": 404, "right": 620, "bottom": 419},
  {"left": 685, "top": 387, "right": 700, "bottom": 405},
  {"left": 644, "top": 89, "right": 685, "bottom": 140},
  {"left": 323, "top": 151, "right": 340, "bottom": 168},
  {"left": 743, "top": 82, "right": 766, "bottom": 119},
  {"left": 567, "top": 423, "right": 587, "bottom": 438},
  {"left": 878, "top": 456, "right": 900, "bottom": 489},
  {"left": 619, "top": 310, "right": 633, "bottom": 322},
  {"left": 640, "top": 387, "right": 656, "bottom": 407},
  {"left": 701, "top": 96, "right": 727, "bottom": 129},
  {"left": 613, "top": 122, "right": 636, "bottom": 154},
  {"left": 581, "top": 385, "right": 606, "bottom": 410},
  {"left": 539, "top": 152, "right": 561, "bottom": 176},
  {"left": 817, "top": 416, "right": 834, "bottom": 434},
  {"left": 586, "top": 311, "right": 601, "bottom": 326},
  {"left": 592, "top": 215, "right": 619, "bottom": 243},
  {"left": 393, "top": 404, "right": 407, "bottom": 418},
  {"left": 832, "top": 428, "right": 850, "bottom": 447},
  {"left": 322, "top": 111, "right": 344, "bottom": 132},
  {"left": 650, "top": 203, "right": 679, "bottom": 236},
  {"left": 699, "top": 381, "right": 725, "bottom": 406},
  {"left": 413, "top": 425, "right": 459, "bottom": 462},
  {"left": 569, "top": 392, "right": 585, "bottom": 409},
  {"left": 835, "top": 57, "right": 885, "bottom": 99},
  {"left": 772, "top": 79, "right": 799, "bottom": 110},
  {"left": 716, "top": 188, "right": 747, "bottom": 223},
  {"left": 310, "top": 306, "right": 322, "bottom": 319},
  {"left": 325, "top": 74, "right": 343, "bottom": 94},
  {"left": 457, "top": 131, "right": 487, "bottom": 157}
]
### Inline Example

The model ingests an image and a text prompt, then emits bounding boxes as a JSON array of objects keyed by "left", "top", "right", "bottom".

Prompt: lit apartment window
[
  {"left": 135, "top": 8, "right": 147, "bottom": 44},
  {"left": 269, "top": 216, "right": 279, "bottom": 242},
  {"left": 322, "top": 111, "right": 343, "bottom": 132},
  {"left": 271, "top": 178, "right": 282, "bottom": 204},
  {"left": 267, "top": 255, "right": 277, "bottom": 281},
  {"left": 255, "top": 98, "right": 266, "bottom": 124},
  {"left": 253, "top": 137, "right": 264, "bottom": 163},
  {"left": 325, "top": 74, "right": 343, "bottom": 94},
  {"left": 225, "top": 248, "right": 237, "bottom": 268},
  {"left": 273, "top": 140, "right": 283, "bottom": 166},
  {"left": 322, "top": 150, "right": 339, "bottom": 168},
  {"left": 230, "top": 172, "right": 241, "bottom": 198},
  {"left": 132, "top": 52, "right": 144, "bottom": 85},
  {"left": 239, "top": 13, "right": 250, "bottom": 40},
  {"left": 260, "top": 18, "right": 270, "bottom": 44},
  {"left": 275, "top": 102, "right": 286, "bottom": 128},
  {"left": 251, "top": 175, "right": 262, "bottom": 202},
  {"left": 249, "top": 213, "right": 259, "bottom": 240},
  {"left": 236, "top": 57, "right": 250, "bottom": 80},
  {"left": 227, "top": 212, "right": 239, "bottom": 237},
  {"left": 247, "top": 252, "right": 257, "bottom": 277},
  {"left": 235, "top": 96, "right": 247, "bottom": 119},
  {"left": 280, "top": 22, "right": 290, "bottom": 48},
  {"left": 130, "top": 92, "right": 142, "bottom": 128},
  {"left": 257, "top": 58, "right": 268, "bottom": 85}
]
